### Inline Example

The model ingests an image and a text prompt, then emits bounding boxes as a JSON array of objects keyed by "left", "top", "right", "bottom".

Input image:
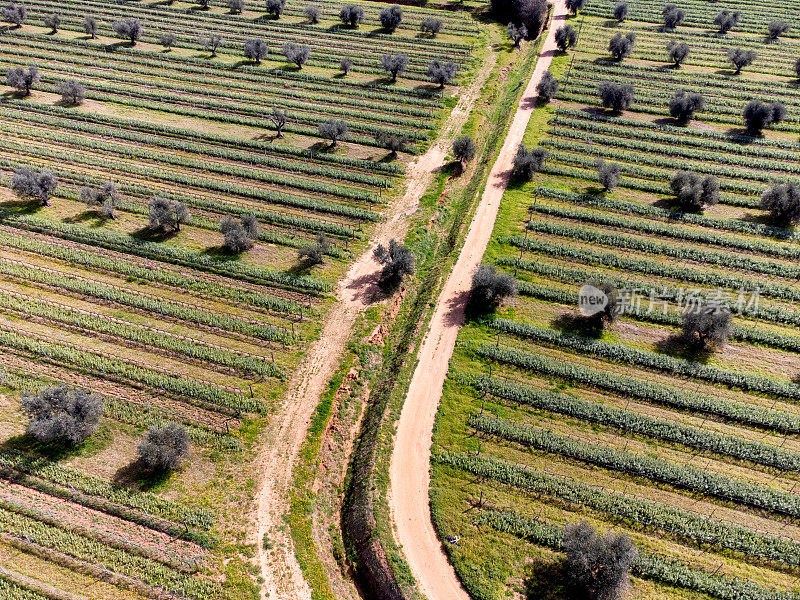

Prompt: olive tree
[
  {"left": 381, "top": 53, "right": 409, "bottom": 82},
  {"left": 683, "top": 301, "right": 732, "bottom": 349},
  {"left": 43, "top": 13, "right": 61, "bottom": 33},
  {"left": 608, "top": 31, "right": 635, "bottom": 60},
  {"left": 468, "top": 264, "right": 518, "bottom": 313},
  {"left": 556, "top": 24, "right": 578, "bottom": 51},
  {"left": 298, "top": 235, "right": 331, "bottom": 266},
  {"left": 670, "top": 170, "right": 719, "bottom": 211},
  {"left": 598, "top": 80, "right": 634, "bottom": 112},
  {"left": 228, "top": 0, "right": 245, "bottom": 13},
  {"left": 537, "top": 70, "right": 559, "bottom": 102},
  {"left": 511, "top": 144, "right": 546, "bottom": 181},
  {"left": 265, "top": 0, "right": 286, "bottom": 18},
  {"left": 743, "top": 99, "right": 786, "bottom": 135},
  {"left": 669, "top": 90, "right": 704, "bottom": 124},
  {"left": 761, "top": 182, "right": 800, "bottom": 225},
  {"left": 375, "top": 132, "right": 407, "bottom": 157},
  {"left": 148, "top": 196, "right": 191, "bottom": 233},
  {"left": 380, "top": 4, "right": 402, "bottom": 33},
  {"left": 21, "top": 386, "right": 104, "bottom": 446},
  {"left": 318, "top": 119, "right": 348, "bottom": 146},
  {"left": 112, "top": 18, "right": 142, "bottom": 46},
  {"left": 714, "top": 9, "right": 739, "bottom": 33},
  {"left": 662, "top": 3, "right": 685, "bottom": 30},
  {"left": 727, "top": 48, "right": 756, "bottom": 74},
  {"left": 427, "top": 59, "right": 458, "bottom": 88},
  {"left": 596, "top": 159, "right": 621, "bottom": 191},
  {"left": 57, "top": 79, "right": 86, "bottom": 105},
  {"left": 452, "top": 135, "right": 476, "bottom": 165},
  {"left": 10, "top": 166, "right": 57, "bottom": 205},
  {"left": 159, "top": 32, "right": 177, "bottom": 50},
  {"left": 507, "top": 22, "right": 527, "bottom": 47},
  {"left": 768, "top": 21, "right": 790, "bottom": 40},
  {"left": 244, "top": 37, "right": 268, "bottom": 64},
  {"left": 137, "top": 423, "right": 190, "bottom": 472},
  {"left": 613, "top": 1, "right": 628, "bottom": 22},
  {"left": 420, "top": 17, "right": 442, "bottom": 36},
  {"left": 221, "top": 214, "right": 259, "bottom": 252},
  {"left": 199, "top": 33, "right": 223, "bottom": 57},
  {"left": 566, "top": 0, "right": 585, "bottom": 15},
  {"left": 83, "top": 15, "right": 98, "bottom": 38},
  {"left": 80, "top": 181, "right": 119, "bottom": 218},
  {"left": 1, "top": 2, "right": 26, "bottom": 27},
  {"left": 666, "top": 40, "right": 689, "bottom": 66},
  {"left": 339, "top": 57, "right": 353, "bottom": 75},
  {"left": 580, "top": 280, "right": 624, "bottom": 328},
  {"left": 283, "top": 42, "right": 310, "bottom": 68},
  {"left": 270, "top": 108, "right": 289, "bottom": 137},
  {"left": 304, "top": 4, "right": 321, "bottom": 23},
  {"left": 563, "top": 521, "right": 638, "bottom": 600},
  {"left": 339, "top": 5, "right": 364, "bottom": 28},
  {"left": 7, "top": 65, "right": 40, "bottom": 96},
  {"left": 373, "top": 239, "right": 415, "bottom": 291},
  {"left": 795, "top": 57, "right": 800, "bottom": 79}
]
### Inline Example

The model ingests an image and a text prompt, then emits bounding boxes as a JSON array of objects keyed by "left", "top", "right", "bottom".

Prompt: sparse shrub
[
  {"left": 427, "top": 59, "right": 458, "bottom": 88},
  {"left": 662, "top": 3, "right": 685, "bottom": 30},
  {"left": 452, "top": 135, "right": 476, "bottom": 165},
  {"left": 768, "top": 20, "right": 790, "bottom": 40},
  {"left": 159, "top": 33, "right": 177, "bottom": 49},
  {"left": 537, "top": 70, "right": 559, "bottom": 102},
  {"left": 7, "top": 65, "right": 39, "bottom": 96},
  {"left": 21, "top": 386, "right": 104, "bottom": 446},
  {"left": 298, "top": 235, "right": 331, "bottom": 265},
  {"left": 670, "top": 170, "right": 719, "bottom": 211},
  {"left": 507, "top": 22, "right": 527, "bottom": 47},
  {"left": 373, "top": 238, "right": 414, "bottom": 291},
  {"left": 80, "top": 181, "right": 119, "bottom": 218},
  {"left": 761, "top": 181, "right": 800, "bottom": 225},
  {"left": 265, "top": 0, "right": 286, "bottom": 19},
  {"left": 283, "top": 42, "right": 310, "bottom": 68},
  {"left": 375, "top": 131, "right": 407, "bottom": 157},
  {"left": 682, "top": 301, "right": 732, "bottom": 348},
  {"left": 304, "top": 4, "right": 320, "bottom": 23},
  {"left": 468, "top": 263, "right": 518, "bottom": 313},
  {"left": 714, "top": 9, "right": 739, "bottom": 33},
  {"left": 1, "top": 2, "right": 25, "bottom": 27},
  {"left": 10, "top": 166, "right": 56, "bottom": 205},
  {"left": 43, "top": 13, "right": 60, "bottom": 33},
  {"left": 743, "top": 99, "right": 786, "bottom": 134},
  {"left": 563, "top": 521, "right": 637, "bottom": 600},
  {"left": 511, "top": 144, "right": 546, "bottom": 181},
  {"left": 339, "top": 5, "right": 364, "bottom": 28},
  {"left": 137, "top": 423, "right": 190, "bottom": 472},
  {"left": 244, "top": 38, "right": 268, "bottom": 64},
  {"left": 380, "top": 4, "right": 402, "bottom": 32},
  {"left": 112, "top": 18, "right": 142, "bottom": 46},
  {"left": 83, "top": 15, "right": 98, "bottom": 38},
  {"left": 420, "top": 17, "right": 442, "bottom": 36},
  {"left": 318, "top": 119, "right": 348, "bottom": 146},
  {"left": 596, "top": 159, "right": 621, "bottom": 191},
  {"left": 666, "top": 40, "right": 689, "bottom": 66},
  {"left": 339, "top": 57, "right": 353, "bottom": 75},
  {"left": 381, "top": 53, "right": 409, "bottom": 82},
  {"left": 669, "top": 90, "right": 704, "bottom": 124},
  {"left": 608, "top": 31, "right": 635, "bottom": 60},
  {"left": 598, "top": 80, "right": 634, "bottom": 112},
  {"left": 613, "top": 1, "right": 628, "bottom": 22},
  {"left": 148, "top": 196, "right": 191, "bottom": 232},
  {"left": 556, "top": 24, "right": 578, "bottom": 51},
  {"left": 727, "top": 48, "right": 756, "bottom": 74}
]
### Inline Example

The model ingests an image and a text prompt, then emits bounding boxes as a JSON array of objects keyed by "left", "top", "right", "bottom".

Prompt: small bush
[
  {"left": 137, "top": 423, "right": 190, "bottom": 472},
  {"left": 596, "top": 159, "right": 621, "bottom": 191},
  {"left": 21, "top": 386, "right": 104, "bottom": 446},
  {"left": 563, "top": 521, "right": 637, "bottom": 600},
  {"left": 468, "top": 264, "right": 518, "bottom": 313},
  {"left": 511, "top": 145, "right": 546, "bottom": 181},
  {"left": 373, "top": 239, "right": 414, "bottom": 291},
  {"left": 452, "top": 135, "right": 476, "bottom": 164},
  {"left": 682, "top": 301, "right": 732, "bottom": 349},
  {"left": 537, "top": 70, "right": 559, "bottom": 102},
  {"left": 298, "top": 235, "right": 331, "bottom": 266},
  {"left": 670, "top": 170, "right": 719, "bottom": 211}
]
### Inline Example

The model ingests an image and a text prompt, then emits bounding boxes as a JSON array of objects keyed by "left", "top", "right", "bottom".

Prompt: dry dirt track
[
  {"left": 252, "top": 47, "right": 498, "bottom": 600},
  {"left": 388, "top": 4, "right": 569, "bottom": 600}
]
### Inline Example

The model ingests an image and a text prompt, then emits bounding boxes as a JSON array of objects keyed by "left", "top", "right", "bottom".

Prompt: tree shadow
[
  {"left": 0, "top": 199, "right": 45, "bottom": 214},
  {"left": 0, "top": 432, "right": 101, "bottom": 462},
  {"left": 551, "top": 312, "right": 604, "bottom": 339},
  {"left": 654, "top": 332, "right": 713, "bottom": 363},
  {"left": 129, "top": 225, "right": 178, "bottom": 242},
  {"left": 62, "top": 210, "right": 110, "bottom": 227},
  {"left": 524, "top": 558, "right": 568, "bottom": 600},
  {"left": 724, "top": 127, "right": 758, "bottom": 144},
  {"left": 202, "top": 245, "right": 243, "bottom": 262},
  {"left": 113, "top": 458, "right": 172, "bottom": 492},
  {"left": 103, "top": 41, "right": 131, "bottom": 52}
]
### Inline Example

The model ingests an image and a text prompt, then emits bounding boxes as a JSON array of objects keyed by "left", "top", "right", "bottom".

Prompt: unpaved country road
[
  {"left": 252, "top": 46, "right": 498, "bottom": 600},
  {"left": 388, "top": 4, "right": 569, "bottom": 600}
]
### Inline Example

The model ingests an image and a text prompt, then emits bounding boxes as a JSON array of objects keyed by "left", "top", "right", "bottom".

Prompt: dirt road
[
  {"left": 387, "top": 5, "right": 569, "bottom": 600},
  {"left": 252, "top": 47, "right": 498, "bottom": 600}
]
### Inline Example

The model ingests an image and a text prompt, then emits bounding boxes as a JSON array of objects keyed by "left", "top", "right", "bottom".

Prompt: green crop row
[
  {"left": 0, "top": 577, "right": 50, "bottom": 600},
  {"left": 469, "top": 413, "right": 800, "bottom": 517},
  {"left": 474, "top": 344, "right": 800, "bottom": 434},
  {"left": 463, "top": 374, "right": 800, "bottom": 470}
]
